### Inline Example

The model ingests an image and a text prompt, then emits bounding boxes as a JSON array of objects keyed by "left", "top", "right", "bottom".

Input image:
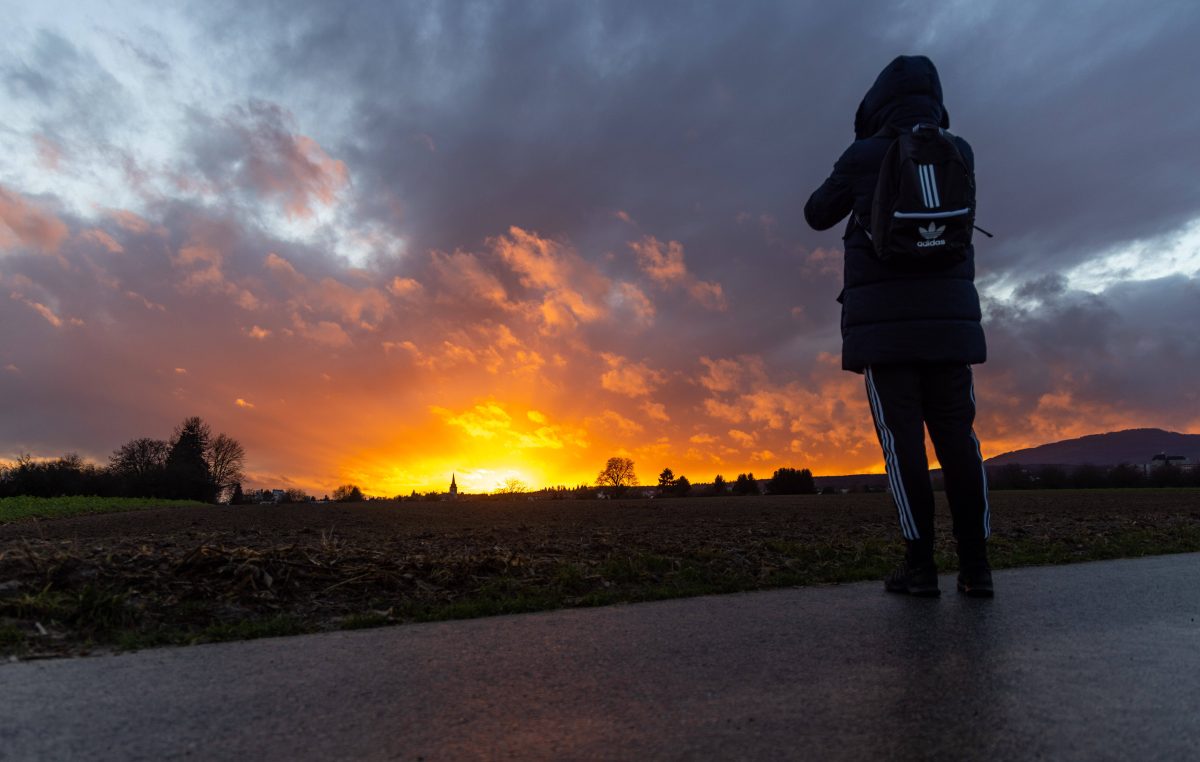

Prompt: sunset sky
[{"left": 2, "top": 1, "right": 1199, "bottom": 495}]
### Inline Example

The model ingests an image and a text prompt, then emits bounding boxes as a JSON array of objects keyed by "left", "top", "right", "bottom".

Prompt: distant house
[
  {"left": 1146, "top": 453, "right": 1195, "bottom": 473},
  {"left": 271, "top": 489, "right": 285, "bottom": 503}
]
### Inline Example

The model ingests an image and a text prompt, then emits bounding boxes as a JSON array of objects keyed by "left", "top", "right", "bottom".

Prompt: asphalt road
[{"left": 3, "top": 553, "right": 1199, "bottom": 761}]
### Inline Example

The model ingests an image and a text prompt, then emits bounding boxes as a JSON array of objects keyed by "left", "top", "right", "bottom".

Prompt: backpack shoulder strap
[{"left": 872, "top": 124, "right": 901, "bottom": 140}]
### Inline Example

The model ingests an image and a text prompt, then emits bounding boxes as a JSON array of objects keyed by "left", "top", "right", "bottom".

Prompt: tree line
[
  {"left": 986, "top": 462, "right": 1200, "bottom": 490},
  {"left": 596, "top": 457, "right": 817, "bottom": 497},
  {"left": 0, "top": 417, "right": 245, "bottom": 503}
]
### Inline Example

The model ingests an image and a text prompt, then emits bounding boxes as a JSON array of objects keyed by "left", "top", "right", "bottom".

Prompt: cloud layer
[{"left": 2, "top": 1, "right": 1198, "bottom": 493}]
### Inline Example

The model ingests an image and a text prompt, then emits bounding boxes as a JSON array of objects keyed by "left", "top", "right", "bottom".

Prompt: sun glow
[{"left": 337, "top": 452, "right": 565, "bottom": 497}]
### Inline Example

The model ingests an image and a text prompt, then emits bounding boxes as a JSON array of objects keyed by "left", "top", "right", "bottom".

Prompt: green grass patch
[
  {"left": 111, "top": 615, "right": 309, "bottom": 652},
  {"left": 988, "top": 525, "right": 1200, "bottom": 568},
  {"left": 0, "top": 624, "right": 25, "bottom": 647},
  {"left": 195, "top": 615, "right": 307, "bottom": 644},
  {"left": 0, "top": 585, "right": 136, "bottom": 632},
  {"left": 0, "top": 495, "right": 207, "bottom": 523},
  {"left": 340, "top": 612, "right": 394, "bottom": 630}
]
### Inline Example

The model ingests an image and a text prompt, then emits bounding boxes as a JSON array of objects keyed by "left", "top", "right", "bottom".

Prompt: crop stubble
[{"left": 1, "top": 490, "right": 1198, "bottom": 659}]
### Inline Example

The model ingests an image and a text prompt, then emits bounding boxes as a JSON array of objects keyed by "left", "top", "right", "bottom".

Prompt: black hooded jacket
[{"left": 805, "top": 56, "right": 986, "bottom": 372}]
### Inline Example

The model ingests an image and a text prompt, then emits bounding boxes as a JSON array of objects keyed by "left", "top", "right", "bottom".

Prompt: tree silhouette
[
  {"left": 597, "top": 457, "right": 637, "bottom": 493},
  {"left": 1108, "top": 463, "right": 1145, "bottom": 488},
  {"left": 333, "top": 484, "right": 365, "bottom": 502},
  {"left": 733, "top": 472, "right": 760, "bottom": 495},
  {"left": 673, "top": 475, "right": 691, "bottom": 497},
  {"left": 709, "top": 474, "right": 727, "bottom": 496},
  {"left": 767, "top": 467, "right": 816, "bottom": 495},
  {"left": 1033, "top": 464, "right": 1067, "bottom": 489},
  {"left": 206, "top": 433, "right": 246, "bottom": 501},
  {"left": 657, "top": 468, "right": 676, "bottom": 491},
  {"left": 497, "top": 478, "right": 528, "bottom": 495},
  {"left": 165, "top": 416, "right": 216, "bottom": 502},
  {"left": 109, "top": 438, "right": 169, "bottom": 496},
  {"left": 2, "top": 453, "right": 110, "bottom": 497},
  {"left": 1069, "top": 463, "right": 1104, "bottom": 488}
]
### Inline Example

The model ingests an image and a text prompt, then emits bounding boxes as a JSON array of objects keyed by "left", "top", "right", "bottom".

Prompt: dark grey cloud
[
  {"left": 2, "top": 29, "right": 131, "bottom": 142},
  {"left": 186, "top": 0, "right": 1200, "bottom": 341}
]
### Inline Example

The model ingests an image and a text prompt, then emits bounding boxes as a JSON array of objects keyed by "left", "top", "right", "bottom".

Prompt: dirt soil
[{"left": 3, "top": 491, "right": 1199, "bottom": 660}]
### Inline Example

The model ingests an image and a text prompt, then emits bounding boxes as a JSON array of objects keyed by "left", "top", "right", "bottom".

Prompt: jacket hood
[{"left": 854, "top": 55, "right": 949, "bottom": 139}]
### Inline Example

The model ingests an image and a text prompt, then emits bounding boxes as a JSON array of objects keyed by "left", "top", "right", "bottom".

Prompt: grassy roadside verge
[
  {"left": 3, "top": 509, "right": 1199, "bottom": 660},
  {"left": 0, "top": 496, "right": 208, "bottom": 524}
]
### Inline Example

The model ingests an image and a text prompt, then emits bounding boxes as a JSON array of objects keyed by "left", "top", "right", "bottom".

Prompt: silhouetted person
[{"left": 805, "top": 55, "right": 992, "bottom": 597}]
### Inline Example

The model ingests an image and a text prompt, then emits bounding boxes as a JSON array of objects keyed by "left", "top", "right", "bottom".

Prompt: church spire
[{"left": 449, "top": 473, "right": 458, "bottom": 497}]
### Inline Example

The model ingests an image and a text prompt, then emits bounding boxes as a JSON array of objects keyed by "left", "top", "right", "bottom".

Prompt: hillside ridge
[{"left": 985, "top": 428, "right": 1200, "bottom": 466}]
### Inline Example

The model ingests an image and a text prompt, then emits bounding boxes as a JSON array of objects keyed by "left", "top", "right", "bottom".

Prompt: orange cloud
[
  {"left": 629, "top": 235, "right": 727, "bottom": 310},
  {"left": 586, "top": 409, "right": 644, "bottom": 437},
  {"left": 0, "top": 186, "right": 69, "bottom": 255},
  {"left": 641, "top": 401, "right": 670, "bottom": 422},
  {"left": 687, "top": 280, "right": 727, "bottom": 310},
  {"left": 80, "top": 229, "right": 124, "bottom": 253},
  {"left": 609, "top": 281, "right": 656, "bottom": 325},
  {"left": 264, "top": 251, "right": 300, "bottom": 280},
  {"left": 391, "top": 322, "right": 544, "bottom": 376},
  {"left": 728, "top": 429, "right": 756, "bottom": 448},
  {"left": 388, "top": 277, "right": 422, "bottom": 297},
  {"left": 294, "top": 317, "right": 351, "bottom": 347},
  {"left": 176, "top": 243, "right": 227, "bottom": 289},
  {"left": 600, "top": 353, "right": 665, "bottom": 397},
  {"left": 232, "top": 103, "right": 349, "bottom": 218},
  {"left": 432, "top": 400, "right": 587, "bottom": 451},
  {"left": 108, "top": 209, "right": 153, "bottom": 234},
  {"left": 631, "top": 235, "right": 687, "bottom": 282},
  {"left": 9, "top": 293, "right": 82, "bottom": 328},
  {"left": 490, "top": 226, "right": 609, "bottom": 334},
  {"left": 264, "top": 251, "right": 391, "bottom": 339},
  {"left": 699, "top": 356, "right": 748, "bottom": 393},
  {"left": 803, "top": 246, "right": 842, "bottom": 277},
  {"left": 430, "top": 249, "right": 512, "bottom": 310}
]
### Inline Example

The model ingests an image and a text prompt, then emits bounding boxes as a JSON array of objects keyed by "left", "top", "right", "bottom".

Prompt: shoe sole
[{"left": 956, "top": 582, "right": 994, "bottom": 598}]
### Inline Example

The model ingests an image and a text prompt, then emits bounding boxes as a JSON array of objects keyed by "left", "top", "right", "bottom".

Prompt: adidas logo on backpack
[
  {"left": 917, "top": 222, "right": 946, "bottom": 247},
  {"left": 866, "top": 123, "right": 975, "bottom": 267}
]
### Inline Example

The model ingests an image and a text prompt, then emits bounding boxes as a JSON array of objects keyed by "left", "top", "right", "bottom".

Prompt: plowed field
[{"left": 3, "top": 490, "right": 1199, "bottom": 660}]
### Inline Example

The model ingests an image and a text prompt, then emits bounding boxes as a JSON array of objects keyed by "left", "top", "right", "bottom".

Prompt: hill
[{"left": 985, "top": 428, "right": 1200, "bottom": 467}]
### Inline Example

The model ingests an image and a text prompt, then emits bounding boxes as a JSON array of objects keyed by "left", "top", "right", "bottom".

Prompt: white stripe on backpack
[
  {"left": 917, "top": 164, "right": 932, "bottom": 207},
  {"left": 918, "top": 164, "right": 940, "bottom": 208}
]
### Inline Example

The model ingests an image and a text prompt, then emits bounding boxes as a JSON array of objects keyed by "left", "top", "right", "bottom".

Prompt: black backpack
[{"left": 863, "top": 123, "right": 975, "bottom": 268}]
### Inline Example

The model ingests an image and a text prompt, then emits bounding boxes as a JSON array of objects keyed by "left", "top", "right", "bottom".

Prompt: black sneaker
[
  {"left": 884, "top": 561, "right": 940, "bottom": 597},
  {"left": 956, "top": 566, "right": 994, "bottom": 598}
]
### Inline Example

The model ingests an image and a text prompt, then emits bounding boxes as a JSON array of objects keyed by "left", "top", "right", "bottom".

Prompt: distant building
[
  {"left": 449, "top": 473, "right": 458, "bottom": 499},
  {"left": 1146, "top": 453, "right": 1195, "bottom": 474}
]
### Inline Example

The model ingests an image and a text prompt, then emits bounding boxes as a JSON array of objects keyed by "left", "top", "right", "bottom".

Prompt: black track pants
[{"left": 863, "top": 364, "right": 990, "bottom": 544}]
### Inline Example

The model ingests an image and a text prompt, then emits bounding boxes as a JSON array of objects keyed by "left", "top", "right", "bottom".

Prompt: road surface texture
[{"left": 3, "top": 553, "right": 1199, "bottom": 761}]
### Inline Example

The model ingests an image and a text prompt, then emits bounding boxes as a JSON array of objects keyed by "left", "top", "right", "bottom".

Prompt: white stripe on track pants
[{"left": 864, "top": 364, "right": 990, "bottom": 544}]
